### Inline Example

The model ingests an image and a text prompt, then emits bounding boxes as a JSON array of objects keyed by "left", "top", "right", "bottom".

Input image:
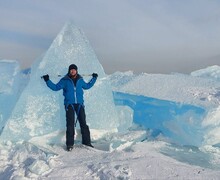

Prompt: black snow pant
[{"left": 65, "top": 104, "right": 91, "bottom": 147}]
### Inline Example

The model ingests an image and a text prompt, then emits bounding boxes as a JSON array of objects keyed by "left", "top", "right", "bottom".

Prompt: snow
[
  {"left": 1, "top": 23, "right": 220, "bottom": 179},
  {"left": 1, "top": 138, "right": 220, "bottom": 179}
]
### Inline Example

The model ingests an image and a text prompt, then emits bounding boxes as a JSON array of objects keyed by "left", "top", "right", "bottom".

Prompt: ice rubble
[
  {"left": 191, "top": 65, "right": 220, "bottom": 81},
  {"left": 3, "top": 23, "right": 217, "bottom": 148},
  {"left": 1, "top": 21, "right": 220, "bottom": 179}
]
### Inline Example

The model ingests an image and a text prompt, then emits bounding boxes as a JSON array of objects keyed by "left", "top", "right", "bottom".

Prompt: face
[{"left": 69, "top": 69, "right": 77, "bottom": 76}]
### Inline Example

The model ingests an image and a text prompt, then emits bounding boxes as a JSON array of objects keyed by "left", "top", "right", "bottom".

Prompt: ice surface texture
[{"left": 0, "top": 60, "right": 21, "bottom": 135}]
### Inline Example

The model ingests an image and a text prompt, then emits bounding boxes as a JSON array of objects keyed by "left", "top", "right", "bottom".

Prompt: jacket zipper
[
  {"left": 73, "top": 85, "right": 77, "bottom": 104},
  {"left": 68, "top": 77, "right": 77, "bottom": 104}
]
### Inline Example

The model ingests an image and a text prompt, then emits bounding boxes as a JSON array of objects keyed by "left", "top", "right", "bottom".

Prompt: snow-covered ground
[
  {"left": 1, "top": 127, "right": 220, "bottom": 179},
  {"left": 1, "top": 23, "right": 220, "bottom": 179}
]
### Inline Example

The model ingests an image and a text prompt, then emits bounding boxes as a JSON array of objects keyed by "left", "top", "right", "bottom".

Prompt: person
[{"left": 42, "top": 64, "right": 98, "bottom": 151}]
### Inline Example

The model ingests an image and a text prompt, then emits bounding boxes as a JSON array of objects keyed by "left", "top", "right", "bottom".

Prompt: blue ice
[{"left": 114, "top": 91, "right": 206, "bottom": 146}]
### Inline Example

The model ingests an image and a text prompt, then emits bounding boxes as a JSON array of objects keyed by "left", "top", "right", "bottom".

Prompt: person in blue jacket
[{"left": 42, "top": 64, "right": 98, "bottom": 151}]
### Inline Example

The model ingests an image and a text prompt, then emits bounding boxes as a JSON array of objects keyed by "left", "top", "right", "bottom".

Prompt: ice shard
[
  {"left": 0, "top": 60, "right": 21, "bottom": 134},
  {"left": 1, "top": 22, "right": 119, "bottom": 142}
]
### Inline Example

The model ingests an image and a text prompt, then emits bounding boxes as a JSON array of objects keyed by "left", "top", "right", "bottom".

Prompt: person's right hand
[
  {"left": 42, "top": 74, "right": 49, "bottom": 82},
  {"left": 92, "top": 73, "right": 98, "bottom": 78}
]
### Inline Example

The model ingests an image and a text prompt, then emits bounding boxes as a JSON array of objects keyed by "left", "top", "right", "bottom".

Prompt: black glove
[
  {"left": 42, "top": 74, "right": 49, "bottom": 82},
  {"left": 92, "top": 73, "right": 98, "bottom": 78}
]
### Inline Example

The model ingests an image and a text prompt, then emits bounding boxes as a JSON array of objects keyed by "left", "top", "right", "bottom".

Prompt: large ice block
[
  {"left": 0, "top": 60, "right": 21, "bottom": 134},
  {"left": 1, "top": 22, "right": 119, "bottom": 142}
]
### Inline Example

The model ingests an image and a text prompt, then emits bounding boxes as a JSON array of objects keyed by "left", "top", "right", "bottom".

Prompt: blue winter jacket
[{"left": 46, "top": 74, "right": 97, "bottom": 106}]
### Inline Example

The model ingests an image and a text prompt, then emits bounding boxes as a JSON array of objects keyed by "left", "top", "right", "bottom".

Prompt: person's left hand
[
  {"left": 92, "top": 73, "right": 98, "bottom": 78},
  {"left": 42, "top": 74, "right": 49, "bottom": 82}
]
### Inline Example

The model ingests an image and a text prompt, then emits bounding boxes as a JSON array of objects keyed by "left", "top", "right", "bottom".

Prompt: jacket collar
[{"left": 63, "top": 73, "right": 82, "bottom": 80}]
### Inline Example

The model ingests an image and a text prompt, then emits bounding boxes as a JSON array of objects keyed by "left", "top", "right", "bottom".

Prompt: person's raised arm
[
  {"left": 42, "top": 74, "right": 64, "bottom": 91},
  {"left": 82, "top": 73, "right": 98, "bottom": 90}
]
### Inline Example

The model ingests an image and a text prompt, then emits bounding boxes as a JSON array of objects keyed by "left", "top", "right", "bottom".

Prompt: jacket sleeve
[
  {"left": 82, "top": 77, "right": 97, "bottom": 90},
  {"left": 46, "top": 79, "right": 64, "bottom": 91}
]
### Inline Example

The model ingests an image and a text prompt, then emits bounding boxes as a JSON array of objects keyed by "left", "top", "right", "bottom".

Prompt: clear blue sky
[{"left": 0, "top": 0, "right": 220, "bottom": 74}]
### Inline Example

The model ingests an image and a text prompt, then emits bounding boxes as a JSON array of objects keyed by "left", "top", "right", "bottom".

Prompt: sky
[{"left": 0, "top": 0, "right": 220, "bottom": 74}]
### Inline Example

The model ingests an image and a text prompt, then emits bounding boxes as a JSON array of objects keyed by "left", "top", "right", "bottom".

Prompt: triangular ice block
[{"left": 1, "top": 22, "right": 119, "bottom": 142}]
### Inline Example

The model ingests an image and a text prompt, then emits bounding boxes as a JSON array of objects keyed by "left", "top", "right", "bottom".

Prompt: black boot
[
  {"left": 83, "top": 143, "right": 94, "bottom": 148},
  {"left": 67, "top": 146, "right": 73, "bottom": 151}
]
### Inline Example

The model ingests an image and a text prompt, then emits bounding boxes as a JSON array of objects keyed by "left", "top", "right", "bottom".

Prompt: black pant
[{"left": 66, "top": 104, "right": 91, "bottom": 147}]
